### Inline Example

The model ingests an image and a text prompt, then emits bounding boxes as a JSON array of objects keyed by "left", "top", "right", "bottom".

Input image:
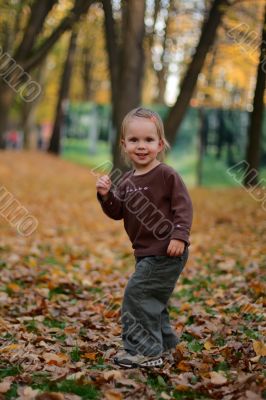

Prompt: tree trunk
[
  {"left": 21, "top": 62, "right": 47, "bottom": 149},
  {"left": 48, "top": 29, "right": 78, "bottom": 154},
  {"left": 14, "top": 0, "right": 58, "bottom": 62},
  {"left": 244, "top": 3, "right": 266, "bottom": 187},
  {"left": 82, "top": 44, "right": 92, "bottom": 101},
  {"left": 0, "top": 0, "right": 92, "bottom": 147},
  {"left": 154, "top": 0, "right": 174, "bottom": 104},
  {"left": 102, "top": 0, "right": 119, "bottom": 146},
  {"left": 113, "top": 1, "right": 146, "bottom": 171},
  {"left": 196, "top": 108, "right": 205, "bottom": 186},
  {"left": 164, "top": 0, "right": 229, "bottom": 146},
  {"left": 0, "top": 84, "right": 14, "bottom": 148}
]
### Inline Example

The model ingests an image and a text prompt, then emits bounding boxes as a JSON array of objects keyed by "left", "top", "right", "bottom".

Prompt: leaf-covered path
[{"left": 0, "top": 151, "right": 265, "bottom": 400}]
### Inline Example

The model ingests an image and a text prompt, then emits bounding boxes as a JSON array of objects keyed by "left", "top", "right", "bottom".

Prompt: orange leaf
[
  {"left": 175, "top": 384, "right": 190, "bottom": 391},
  {"left": 82, "top": 352, "right": 97, "bottom": 360},
  {"left": 104, "top": 389, "right": 123, "bottom": 400},
  {"left": 177, "top": 360, "right": 192, "bottom": 371},
  {"left": 7, "top": 283, "right": 21, "bottom": 292},
  {"left": 43, "top": 353, "right": 69, "bottom": 366},
  {"left": 64, "top": 326, "right": 78, "bottom": 334}
]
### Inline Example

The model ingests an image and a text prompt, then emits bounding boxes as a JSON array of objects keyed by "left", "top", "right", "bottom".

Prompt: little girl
[{"left": 96, "top": 107, "right": 193, "bottom": 368}]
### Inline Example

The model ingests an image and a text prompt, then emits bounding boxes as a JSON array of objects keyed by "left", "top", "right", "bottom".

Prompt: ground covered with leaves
[{"left": 0, "top": 151, "right": 265, "bottom": 400}]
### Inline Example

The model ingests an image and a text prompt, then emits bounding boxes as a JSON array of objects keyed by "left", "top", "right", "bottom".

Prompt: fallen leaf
[
  {"left": 116, "top": 378, "right": 139, "bottom": 388},
  {"left": 245, "top": 391, "right": 263, "bottom": 400},
  {"left": 0, "top": 344, "right": 22, "bottom": 353},
  {"left": 81, "top": 352, "right": 97, "bottom": 360},
  {"left": 103, "top": 370, "right": 123, "bottom": 380},
  {"left": 252, "top": 340, "right": 266, "bottom": 356},
  {"left": 209, "top": 371, "right": 227, "bottom": 385},
  {"left": 36, "top": 393, "right": 64, "bottom": 400},
  {"left": 42, "top": 353, "right": 69, "bottom": 366},
  {"left": 0, "top": 377, "right": 13, "bottom": 393},
  {"left": 177, "top": 360, "right": 192, "bottom": 371},
  {"left": 17, "top": 386, "right": 40, "bottom": 399},
  {"left": 160, "top": 392, "right": 171, "bottom": 399},
  {"left": 204, "top": 340, "right": 215, "bottom": 350},
  {"left": 104, "top": 389, "right": 123, "bottom": 400},
  {"left": 218, "top": 259, "right": 236, "bottom": 271}
]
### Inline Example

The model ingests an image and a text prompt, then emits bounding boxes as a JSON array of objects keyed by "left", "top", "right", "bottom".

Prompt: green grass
[
  {"left": 48, "top": 286, "right": 70, "bottom": 299},
  {"left": 62, "top": 138, "right": 111, "bottom": 169},
  {"left": 3, "top": 370, "right": 100, "bottom": 399},
  {"left": 0, "top": 365, "right": 21, "bottom": 379},
  {"left": 5, "top": 383, "right": 19, "bottom": 400},
  {"left": 43, "top": 318, "right": 66, "bottom": 329},
  {"left": 214, "top": 361, "right": 230, "bottom": 371},
  {"left": 70, "top": 346, "right": 81, "bottom": 362},
  {"left": 62, "top": 137, "right": 266, "bottom": 187},
  {"left": 30, "top": 379, "right": 100, "bottom": 399},
  {"left": 173, "top": 389, "right": 211, "bottom": 399},
  {"left": 24, "top": 319, "right": 39, "bottom": 333}
]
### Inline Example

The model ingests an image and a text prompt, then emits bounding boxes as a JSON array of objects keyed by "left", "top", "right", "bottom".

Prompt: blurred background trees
[{"left": 0, "top": 0, "right": 265, "bottom": 186}]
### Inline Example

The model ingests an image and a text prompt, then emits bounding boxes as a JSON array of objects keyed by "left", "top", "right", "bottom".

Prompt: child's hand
[
  {"left": 167, "top": 239, "right": 185, "bottom": 257},
  {"left": 96, "top": 175, "right": 112, "bottom": 197}
]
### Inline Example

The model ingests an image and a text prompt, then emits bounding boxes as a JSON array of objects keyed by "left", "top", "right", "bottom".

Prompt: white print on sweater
[{"left": 125, "top": 186, "right": 149, "bottom": 193}]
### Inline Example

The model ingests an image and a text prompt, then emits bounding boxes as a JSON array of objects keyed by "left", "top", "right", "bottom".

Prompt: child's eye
[
  {"left": 146, "top": 138, "right": 154, "bottom": 142},
  {"left": 129, "top": 138, "right": 137, "bottom": 142}
]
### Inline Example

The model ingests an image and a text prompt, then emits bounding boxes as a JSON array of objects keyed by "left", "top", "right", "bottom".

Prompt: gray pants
[{"left": 121, "top": 247, "right": 189, "bottom": 357}]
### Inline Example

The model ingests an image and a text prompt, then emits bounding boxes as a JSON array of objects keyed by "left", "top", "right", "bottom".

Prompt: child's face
[{"left": 121, "top": 117, "right": 164, "bottom": 168}]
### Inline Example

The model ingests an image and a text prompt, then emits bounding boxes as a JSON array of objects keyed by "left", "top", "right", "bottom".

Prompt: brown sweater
[{"left": 97, "top": 162, "right": 193, "bottom": 257}]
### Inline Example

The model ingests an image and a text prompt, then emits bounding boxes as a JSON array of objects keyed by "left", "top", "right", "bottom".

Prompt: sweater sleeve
[
  {"left": 97, "top": 187, "right": 124, "bottom": 220},
  {"left": 164, "top": 169, "right": 193, "bottom": 244}
]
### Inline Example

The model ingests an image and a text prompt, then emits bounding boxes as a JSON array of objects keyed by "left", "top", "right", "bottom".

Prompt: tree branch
[
  {"left": 23, "top": 0, "right": 93, "bottom": 72},
  {"left": 14, "top": 0, "right": 58, "bottom": 61},
  {"left": 101, "top": 0, "right": 118, "bottom": 102}
]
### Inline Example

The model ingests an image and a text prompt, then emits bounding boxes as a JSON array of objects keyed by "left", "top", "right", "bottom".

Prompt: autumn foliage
[{"left": 0, "top": 152, "right": 265, "bottom": 399}]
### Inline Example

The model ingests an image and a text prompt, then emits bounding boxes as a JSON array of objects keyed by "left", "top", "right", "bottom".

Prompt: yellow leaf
[
  {"left": 28, "top": 258, "right": 37, "bottom": 268},
  {"left": 180, "top": 303, "right": 191, "bottom": 311},
  {"left": 0, "top": 344, "right": 22, "bottom": 353},
  {"left": 204, "top": 340, "right": 214, "bottom": 350},
  {"left": 252, "top": 340, "right": 266, "bottom": 356}
]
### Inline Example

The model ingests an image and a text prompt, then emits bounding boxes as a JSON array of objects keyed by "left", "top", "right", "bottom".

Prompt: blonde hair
[{"left": 119, "top": 107, "right": 171, "bottom": 166}]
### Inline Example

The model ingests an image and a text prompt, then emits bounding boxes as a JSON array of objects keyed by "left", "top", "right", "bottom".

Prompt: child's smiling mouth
[{"left": 136, "top": 153, "right": 148, "bottom": 158}]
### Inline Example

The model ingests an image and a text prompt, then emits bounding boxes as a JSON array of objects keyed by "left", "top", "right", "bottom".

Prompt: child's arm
[
  {"left": 96, "top": 175, "right": 124, "bottom": 220},
  {"left": 164, "top": 171, "right": 193, "bottom": 251}
]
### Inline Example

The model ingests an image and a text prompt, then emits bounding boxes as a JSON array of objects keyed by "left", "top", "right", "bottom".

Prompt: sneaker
[{"left": 114, "top": 351, "right": 163, "bottom": 368}]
